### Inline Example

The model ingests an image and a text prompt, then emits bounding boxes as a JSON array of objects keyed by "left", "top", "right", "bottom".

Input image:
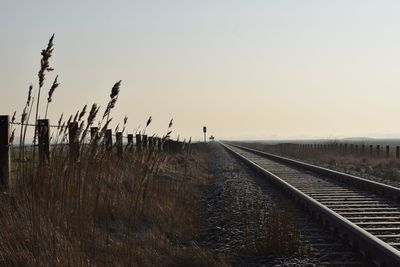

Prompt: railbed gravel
[
  {"left": 199, "top": 143, "right": 365, "bottom": 267},
  {"left": 310, "top": 160, "right": 400, "bottom": 189}
]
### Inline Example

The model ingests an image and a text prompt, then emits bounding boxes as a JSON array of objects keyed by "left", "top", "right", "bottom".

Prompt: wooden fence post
[
  {"left": 136, "top": 134, "right": 142, "bottom": 152},
  {"left": 37, "top": 119, "right": 50, "bottom": 165},
  {"left": 68, "top": 122, "right": 79, "bottom": 163},
  {"left": 116, "top": 132, "right": 123, "bottom": 158},
  {"left": 377, "top": 145, "right": 381, "bottom": 157},
  {"left": 361, "top": 144, "right": 365, "bottom": 155},
  {"left": 397, "top": 146, "right": 400, "bottom": 159},
  {"left": 127, "top": 134, "right": 134, "bottom": 152},
  {"left": 105, "top": 129, "right": 113, "bottom": 153},
  {"left": 0, "top": 116, "right": 10, "bottom": 190},
  {"left": 369, "top": 145, "right": 373, "bottom": 156},
  {"left": 386, "top": 145, "right": 390, "bottom": 158}
]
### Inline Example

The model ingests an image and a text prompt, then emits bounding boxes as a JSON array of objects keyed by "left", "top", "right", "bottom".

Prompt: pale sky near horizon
[{"left": 1, "top": 1, "right": 400, "bottom": 141}]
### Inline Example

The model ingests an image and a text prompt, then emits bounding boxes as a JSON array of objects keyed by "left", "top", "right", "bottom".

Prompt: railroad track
[{"left": 222, "top": 143, "right": 400, "bottom": 267}]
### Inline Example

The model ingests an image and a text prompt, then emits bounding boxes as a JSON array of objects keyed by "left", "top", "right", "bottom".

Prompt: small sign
[{"left": 203, "top": 126, "right": 207, "bottom": 133}]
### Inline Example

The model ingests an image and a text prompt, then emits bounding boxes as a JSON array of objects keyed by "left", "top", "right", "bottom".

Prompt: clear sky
[{"left": 1, "top": 1, "right": 400, "bottom": 141}]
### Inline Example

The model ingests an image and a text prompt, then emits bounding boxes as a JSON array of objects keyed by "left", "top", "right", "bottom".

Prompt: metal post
[{"left": 0, "top": 116, "right": 10, "bottom": 190}]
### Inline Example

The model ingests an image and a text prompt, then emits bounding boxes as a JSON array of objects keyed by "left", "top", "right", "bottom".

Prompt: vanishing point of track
[{"left": 223, "top": 143, "right": 400, "bottom": 267}]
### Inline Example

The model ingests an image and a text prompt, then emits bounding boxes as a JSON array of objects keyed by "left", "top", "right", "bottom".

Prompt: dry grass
[
  {"left": 1, "top": 145, "right": 229, "bottom": 266},
  {"left": 1, "top": 35, "right": 229, "bottom": 267},
  {"left": 242, "top": 202, "right": 303, "bottom": 257},
  {"left": 252, "top": 205, "right": 302, "bottom": 256}
]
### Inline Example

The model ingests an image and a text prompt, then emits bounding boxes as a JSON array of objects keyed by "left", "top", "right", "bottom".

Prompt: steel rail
[
  {"left": 228, "top": 143, "right": 400, "bottom": 200},
  {"left": 221, "top": 142, "right": 400, "bottom": 267}
]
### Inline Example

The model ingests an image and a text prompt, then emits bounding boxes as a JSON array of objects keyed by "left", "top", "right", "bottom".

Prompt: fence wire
[{"left": 9, "top": 122, "right": 132, "bottom": 139}]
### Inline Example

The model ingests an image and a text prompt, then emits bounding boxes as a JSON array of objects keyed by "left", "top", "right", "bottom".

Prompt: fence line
[
  {"left": 9, "top": 122, "right": 136, "bottom": 140},
  {"left": 1, "top": 115, "right": 191, "bottom": 193},
  {"left": 275, "top": 142, "right": 400, "bottom": 160}
]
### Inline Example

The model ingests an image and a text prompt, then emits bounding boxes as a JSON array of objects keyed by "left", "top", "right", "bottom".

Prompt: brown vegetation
[
  {"left": 244, "top": 204, "right": 303, "bottom": 257},
  {"left": 0, "top": 34, "right": 228, "bottom": 267}
]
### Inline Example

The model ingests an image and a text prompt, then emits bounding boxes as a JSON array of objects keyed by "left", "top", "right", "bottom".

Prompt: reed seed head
[
  {"left": 146, "top": 116, "right": 152, "bottom": 127},
  {"left": 87, "top": 103, "right": 99, "bottom": 126},
  {"left": 73, "top": 110, "right": 79, "bottom": 122},
  {"left": 110, "top": 80, "right": 122, "bottom": 99},
  {"left": 38, "top": 34, "right": 55, "bottom": 89},
  {"left": 27, "top": 85, "right": 33, "bottom": 107},
  {"left": 79, "top": 105, "right": 87, "bottom": 121},
  {"left": 12, "top": 111, "right": 16, "bottom": 123},
  {"left": 47, "top": 75, "right": 59, "bottom": 103},
  {"left": 21, "top": 107, "right": 27, "bottom": 124},
  {"left": 57, "top": 113, "right": 63, "bottom": 130}
]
